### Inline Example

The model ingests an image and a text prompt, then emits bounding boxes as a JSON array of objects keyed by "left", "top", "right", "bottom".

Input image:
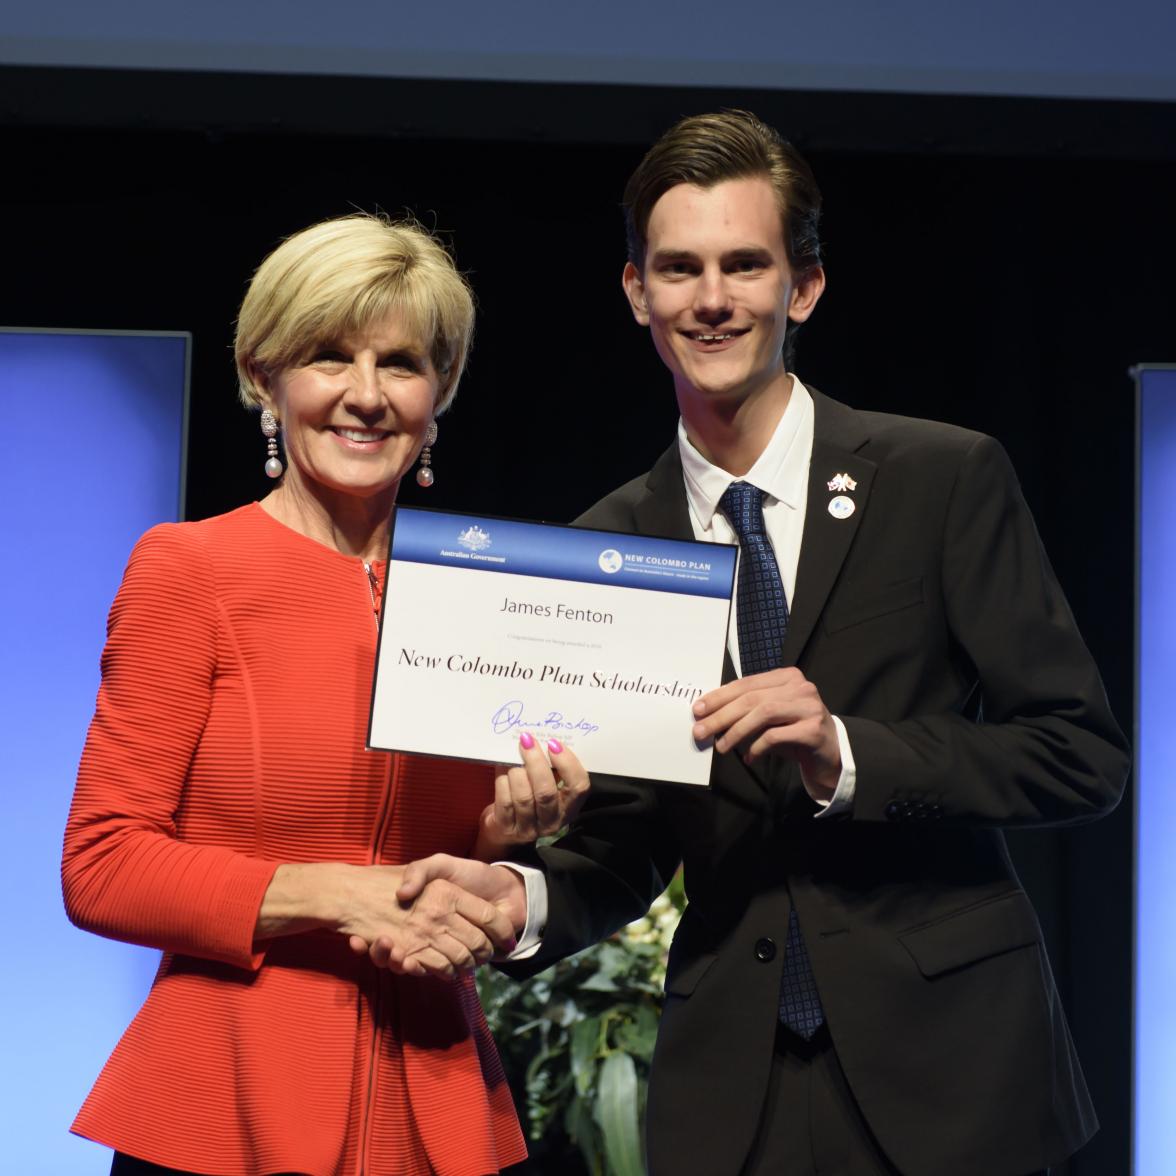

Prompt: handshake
[
  {"left": 262, "top": 736, "right": 589, "bottom": 978},
  {"left": 342, "top": 854, "right": 530, "bottom": 978},
  {"left": 343, "top": 730, "right": 592, "bottom": 976}
]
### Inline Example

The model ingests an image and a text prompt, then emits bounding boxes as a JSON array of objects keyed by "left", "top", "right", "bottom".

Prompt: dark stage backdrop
[{"left": 5, "top": 91, "right": 1169, "bottom": 1174}]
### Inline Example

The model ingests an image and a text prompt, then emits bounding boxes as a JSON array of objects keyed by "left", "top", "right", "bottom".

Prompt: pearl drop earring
[
  {"left": 261, "top": 409, "right": 283, "bottom": 479},
  {"left": 416, "top": 421, "right": 438, "bottom": 487}
]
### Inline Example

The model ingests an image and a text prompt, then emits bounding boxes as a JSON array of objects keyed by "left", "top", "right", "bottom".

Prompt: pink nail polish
[
  {"left": 519, "top": 731, "right": 535, "bottom": 750},
  {"left": 547, "top": 738, "right": 564, "bottom": 755}
]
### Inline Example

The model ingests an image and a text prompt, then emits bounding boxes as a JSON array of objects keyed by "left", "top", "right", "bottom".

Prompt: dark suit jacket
[{"left": 505, "top": 390, "right": 1128, "bottom": 1176}]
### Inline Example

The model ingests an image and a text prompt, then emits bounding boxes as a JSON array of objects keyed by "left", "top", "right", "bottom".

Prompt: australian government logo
[
  {"left": 439, "top": 523, "right": 506, "bottom": 564},
  {"left": 458, "top": 524, "right": 492, "bottom": 552}
]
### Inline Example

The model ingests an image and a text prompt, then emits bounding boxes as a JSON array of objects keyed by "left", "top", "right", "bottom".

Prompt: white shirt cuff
[
  {"left": 494, "top": 861, "right": 549, "bottom": 959},
  {"left": 813, "top": 715, "right": 856, "bottom": 818}
]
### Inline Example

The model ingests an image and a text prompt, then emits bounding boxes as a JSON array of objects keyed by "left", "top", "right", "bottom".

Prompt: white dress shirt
[
  {"left": 506, "top": 377, "right": 855, "bottom": 957},
  {"left": 678, "top": 376, "right": 810, "bottom": 663}
]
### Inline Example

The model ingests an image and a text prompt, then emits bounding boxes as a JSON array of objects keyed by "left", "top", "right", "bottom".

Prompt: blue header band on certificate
[{"left": 391, "top": 507, "right": 735, "bottom": 599}]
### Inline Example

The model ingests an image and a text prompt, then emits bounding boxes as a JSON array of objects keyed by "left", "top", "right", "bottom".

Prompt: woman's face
[{"left": 261, "top": 315, "right": 440, "bottom": 505}]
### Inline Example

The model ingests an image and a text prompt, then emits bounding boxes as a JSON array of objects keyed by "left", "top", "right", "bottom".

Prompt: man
[{"left": 403, "top": 111, "right": 1128, "bottom": 1175}]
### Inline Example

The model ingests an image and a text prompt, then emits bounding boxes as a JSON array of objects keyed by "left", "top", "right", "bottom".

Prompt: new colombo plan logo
[
  {"left": 598, "top": 549, "right": 623, "bottom": 574},
  {"left": 458, "top": 525, "right": 492, "bottom": 552}
]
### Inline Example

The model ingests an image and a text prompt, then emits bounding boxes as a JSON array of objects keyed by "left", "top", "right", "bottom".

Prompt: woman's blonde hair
[{"left": 234, "top": 213, "right": 475, "bottom": 413}]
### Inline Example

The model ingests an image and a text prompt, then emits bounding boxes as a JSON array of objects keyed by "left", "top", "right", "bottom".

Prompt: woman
[{"left": 62, "top": 213, "right": 588, "bottom": 1175}]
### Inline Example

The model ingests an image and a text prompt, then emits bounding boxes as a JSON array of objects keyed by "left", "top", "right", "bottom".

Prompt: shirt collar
[{"left": 678, "top": 376, "right": 813, "bottom": 532}]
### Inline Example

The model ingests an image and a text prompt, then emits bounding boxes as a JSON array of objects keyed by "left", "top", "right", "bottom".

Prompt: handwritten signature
[{"left": 491, "top": 700, "right": 600, "bottom": 737}]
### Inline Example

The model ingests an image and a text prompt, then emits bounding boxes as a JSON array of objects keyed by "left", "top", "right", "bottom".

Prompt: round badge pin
[{"left": 828, "top": 495, "right": 855, "bottom": 520}]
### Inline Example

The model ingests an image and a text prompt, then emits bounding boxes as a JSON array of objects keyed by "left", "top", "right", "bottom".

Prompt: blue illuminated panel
[
  {"left": 1135, "top": 365, "right": 1176, "bottom": 1175},
  {"left": 0, "top": 329, "right": 188, "bottom": 1172}
]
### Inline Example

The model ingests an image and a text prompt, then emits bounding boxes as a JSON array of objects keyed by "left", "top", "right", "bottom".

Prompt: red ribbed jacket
[{"left": 62, "top": 504, "right": 526, "bottom": 1175}]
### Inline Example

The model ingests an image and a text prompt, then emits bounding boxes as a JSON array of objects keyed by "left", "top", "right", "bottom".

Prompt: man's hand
[
  {"left": 473, "top": 733, "right": 591, "bottom": 859},
  {"left": 691, "top": 667, "right": 841, "bottom": 803}
]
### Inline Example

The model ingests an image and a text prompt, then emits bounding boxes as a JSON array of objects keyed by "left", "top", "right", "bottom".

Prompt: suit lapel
[
  {"left": 782, "top": 390, "right": 877, "bottom": 667},
  {"left": 632, "top": 443, "right": 695, "bottom": 541}
]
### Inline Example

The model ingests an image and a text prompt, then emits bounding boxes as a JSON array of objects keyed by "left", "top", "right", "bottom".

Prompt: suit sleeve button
[
  {"left": 885, "top": 801, "right": 901, "bottom": 821},
  {"left": 754, "top": 937, "right": 777, "bottom": 962}
]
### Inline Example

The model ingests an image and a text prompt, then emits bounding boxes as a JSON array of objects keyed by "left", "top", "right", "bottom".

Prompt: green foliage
[
  {"left": 598, "top": 1052, "right": 642, "bottom": 1176},
  {"left": 477, "top": 884, "right": 684, "bottom": 1175}
]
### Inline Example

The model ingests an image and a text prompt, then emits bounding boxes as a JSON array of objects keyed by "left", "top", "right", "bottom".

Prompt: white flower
[{"left": 624, "top": 916, "right": 652, "bottom": 939}]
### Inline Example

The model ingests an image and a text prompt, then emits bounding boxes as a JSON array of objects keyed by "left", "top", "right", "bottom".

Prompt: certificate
[{"left": 368, "top": 508, "right": 736, "bottom": 786}]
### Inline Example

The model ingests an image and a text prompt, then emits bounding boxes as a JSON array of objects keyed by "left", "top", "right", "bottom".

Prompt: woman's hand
[
  {"left": 361, "top": 858, "right": 529, "bottom": 972},
  {"left": 257, "top": 862, "right": 517, "bottom": 978},
  {"left": 337, "top": 863, "right": 519, "bottom": 976},
  {"left": 396, "top": 855, "right": 528, "bottom": 931},
  {"left": 473, "top": 733, "right": 591, "bottom": 860}
]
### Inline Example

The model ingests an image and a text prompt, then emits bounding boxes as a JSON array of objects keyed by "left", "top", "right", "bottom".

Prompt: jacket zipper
[
  {"left": 363, "top": 560, "right": 381, "bottom": 626},
  {"left": 357, "top": 560, "right": 397, "bottom": 1176}
]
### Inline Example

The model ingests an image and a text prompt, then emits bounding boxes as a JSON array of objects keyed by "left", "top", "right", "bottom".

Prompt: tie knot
[{"left": 719, "top": 481, "right": 768, "bottom": 540}]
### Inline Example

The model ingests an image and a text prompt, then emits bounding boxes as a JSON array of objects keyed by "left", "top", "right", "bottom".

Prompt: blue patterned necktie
[{"left": 719, "top": 481, "right": 825, "bottom": 1040}]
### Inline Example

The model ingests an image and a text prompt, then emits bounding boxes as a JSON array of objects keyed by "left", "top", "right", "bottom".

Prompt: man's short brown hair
[{"left": 623, "top": 109, "right": 823, "bottom": 276}]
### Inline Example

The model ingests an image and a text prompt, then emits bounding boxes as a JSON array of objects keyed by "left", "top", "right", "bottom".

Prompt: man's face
[{"left": 623, "top": 176, "right": 824, "bottom": 411}]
